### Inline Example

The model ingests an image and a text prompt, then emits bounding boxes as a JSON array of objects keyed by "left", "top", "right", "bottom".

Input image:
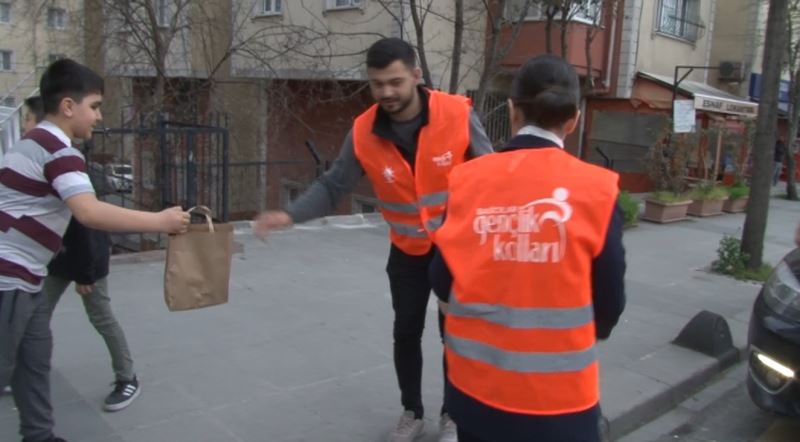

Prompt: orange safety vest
[
  {"left": 352, "top": 90, "right": 471, "bottom": 255},
  {"left": 436, "top": 147, "right": 619, "bottom": 415}
]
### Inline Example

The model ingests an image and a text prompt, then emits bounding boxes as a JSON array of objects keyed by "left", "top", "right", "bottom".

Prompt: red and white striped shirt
[{"left": 0, "top": 121, "right": 95, "bottom": 292}]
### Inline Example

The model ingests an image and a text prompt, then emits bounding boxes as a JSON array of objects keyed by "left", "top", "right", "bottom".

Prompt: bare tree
[{"left": 742, "top": 0, "right": 789, "bottom": 269}]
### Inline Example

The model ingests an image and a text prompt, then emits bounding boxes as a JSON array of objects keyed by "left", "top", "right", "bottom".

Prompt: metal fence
[{"left": 89, "top": 115, "right": 231, "bottom": 252}]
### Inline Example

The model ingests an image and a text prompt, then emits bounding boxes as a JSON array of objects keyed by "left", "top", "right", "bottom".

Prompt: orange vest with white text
[
  {"left": 352, "top": 90, "right": 471, "bottom": 256},
  {"left": 435, "top": 147, "right": 619, "bottom": 415}
]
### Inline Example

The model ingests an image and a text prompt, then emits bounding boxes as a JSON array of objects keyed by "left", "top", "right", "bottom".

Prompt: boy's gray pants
[
  {"left": 43, "top": 275, "right": 134, "bottom": 382},
  {"left": 0, "top": 289, "right": 56, "bottom": 442}
]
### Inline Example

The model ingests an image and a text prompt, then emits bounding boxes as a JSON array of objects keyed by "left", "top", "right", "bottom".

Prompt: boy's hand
[
  {"left": 75, "top": 284, "right": 94, "bottom": 296},
  {"left": 253, "top": 211, "right": 293, "bottom": 239},
  {"left": 161, "top": 206, "right": 190, "bottom": 234}
]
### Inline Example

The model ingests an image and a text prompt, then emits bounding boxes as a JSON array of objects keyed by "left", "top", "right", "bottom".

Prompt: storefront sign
[{"left": 694, "top": 94, "right": 758, "bottom": 117}]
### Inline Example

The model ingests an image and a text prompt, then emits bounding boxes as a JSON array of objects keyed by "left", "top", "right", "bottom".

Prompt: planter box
[
  {"left": 642, "top": 199, "right": 692, "bottom": 223},
  {"left": 722, "top": 197, "right": 748, "bottom": 213},
  {"left": 687, "top": 198, "right": 727, "bottom": 217}
]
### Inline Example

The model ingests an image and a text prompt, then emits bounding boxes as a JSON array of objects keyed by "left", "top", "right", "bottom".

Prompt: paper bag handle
[{"left": 187, "top": 206, "right": 215, "bottom": 233}]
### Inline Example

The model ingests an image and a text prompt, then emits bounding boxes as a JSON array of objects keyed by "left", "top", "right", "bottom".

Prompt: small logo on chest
[
  {"left": 382, "top": 166, "right": 396, "bottom": 183},
  {"left": 432, "top": 150, "right": 453, "bottom": 167}
]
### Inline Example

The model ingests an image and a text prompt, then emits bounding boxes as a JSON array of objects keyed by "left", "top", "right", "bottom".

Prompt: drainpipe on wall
[
  {"left": 703, "top": 0, "right": 717, "bottom": 85},
  {"left": 603, "top": 0, "right": 619, "bottom": 92}
]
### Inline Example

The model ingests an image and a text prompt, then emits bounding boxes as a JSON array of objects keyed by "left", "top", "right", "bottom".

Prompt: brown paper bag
[{"left": 164, "top": 206, "right": 233, "bottom": 311}]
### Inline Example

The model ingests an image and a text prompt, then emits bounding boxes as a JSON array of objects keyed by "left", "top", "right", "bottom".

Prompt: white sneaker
[
  {"left": 1, "top": 385, "right": 10, "bottom": 395},
  {"left": 439, "top": 413, "right": 458, "bottom": 442},
  {"left": 388, "top": 410, "right": 424, "bottom": 442}
]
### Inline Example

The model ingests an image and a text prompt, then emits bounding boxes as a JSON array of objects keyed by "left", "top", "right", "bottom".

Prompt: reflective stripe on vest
[
  {"left": 386, "top": 221, "right": 428, "bottom": 238},
  {"left": 426, "top": 215, "right": 444, "bottom": 232},
  {"left": 445, "top": 334, "right": 597, "bottom": 373},
  {"left": 448, "top": 293, "right": 594, "bottom": 329},
  {"left": 419, "top": 191, "right": 448, "bottom": 207},
  {"left": 380, "top": 200, "right": 420, "bottom": 214}
]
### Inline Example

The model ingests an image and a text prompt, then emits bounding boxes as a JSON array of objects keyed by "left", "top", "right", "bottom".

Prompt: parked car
[
  {"left": 104, "top": 163, "right": 133, "bottom": 193},
  {"left": 747, "top": 248, "right": 800, "bottom": 417}
]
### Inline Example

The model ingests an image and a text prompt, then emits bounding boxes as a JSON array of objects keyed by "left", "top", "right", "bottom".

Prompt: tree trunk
[
  {"left": 545, "top": 13, "right": 554, "bottom": 54},
  {"left": 473, "top": 0, "right": 507, "bottom": 113},
  {"left": 788, "top": 62, "right": 800, "bottom": 200},
  {"left": 409, "top": 0, "right": 434, "bottom": 88},
  {"left": 742, "top": 0, "right": 789, "bottom": 269},
  {"left": 448, "top": 0, "right": 464, "bottom": 93}
]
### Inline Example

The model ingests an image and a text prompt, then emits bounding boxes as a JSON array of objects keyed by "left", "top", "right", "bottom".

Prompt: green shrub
[
  {"left": 689, "top": 183, "right": 728, "bottom": 201},
  {"left": 711, "top": 235, "right": 772, "bottom": 282},
  {"left": 649, "top": 191, "right": 690, "bottom": 203},
  {"left": 726, "top": 183, "right": 750, "bottom": 200},
  {"left": 618, "top": 192, "right": 639, "bottom": 227}
]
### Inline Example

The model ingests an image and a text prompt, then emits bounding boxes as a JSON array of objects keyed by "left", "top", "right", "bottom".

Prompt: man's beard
[{"left": 380, "top": 92, "right": 414, "bottom": 116}]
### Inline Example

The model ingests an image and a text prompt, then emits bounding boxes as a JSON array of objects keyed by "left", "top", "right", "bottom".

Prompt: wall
[
  {"left": 708, "top": 0, "right": 758, "bottom": 96},
  {"left": 264, "top": 79, "right": 374, "bottom": 213}
]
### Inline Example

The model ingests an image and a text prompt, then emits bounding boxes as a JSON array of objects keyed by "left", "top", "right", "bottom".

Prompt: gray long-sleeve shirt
[{"left": 286, "top": 107, "right": 494, "bottom": 223}]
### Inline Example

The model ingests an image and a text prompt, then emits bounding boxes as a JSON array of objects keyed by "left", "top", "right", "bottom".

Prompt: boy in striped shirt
[{"left": 0, "top": 59, "right": 189, "bottom": 442}]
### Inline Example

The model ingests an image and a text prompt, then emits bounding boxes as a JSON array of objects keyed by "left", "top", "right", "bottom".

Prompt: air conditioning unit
[{"left": 718, "top": 61, "right": 743, "bottom": 82}]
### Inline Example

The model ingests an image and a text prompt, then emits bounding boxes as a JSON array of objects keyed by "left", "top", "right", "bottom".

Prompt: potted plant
[
  {"left": 722, "top": 181, "right": 749, "bottom": 213},
  {"left": 687, "top": 182, "right": 728, "bottom": 217},
  {"left": 641, "top": 126, "right": 693, "bottom": 223}
]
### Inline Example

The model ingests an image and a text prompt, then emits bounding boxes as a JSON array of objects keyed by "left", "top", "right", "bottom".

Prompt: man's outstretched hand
[{"left": 253, "top": 210, "right": 293, "bottom": 239}]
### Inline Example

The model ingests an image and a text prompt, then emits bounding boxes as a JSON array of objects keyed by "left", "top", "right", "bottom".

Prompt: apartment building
[{"left": 0, "top": 0, "right": 84, "bottom": 153}]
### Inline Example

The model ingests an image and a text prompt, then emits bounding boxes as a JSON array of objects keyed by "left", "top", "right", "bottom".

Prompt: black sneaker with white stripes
[{"left": 103, "top": 376, "right": 140, "bottom": 412}]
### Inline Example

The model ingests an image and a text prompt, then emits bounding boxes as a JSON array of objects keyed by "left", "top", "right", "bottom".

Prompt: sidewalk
[{"left": 0, "top": 197, "right": 797, "bottom": 442}]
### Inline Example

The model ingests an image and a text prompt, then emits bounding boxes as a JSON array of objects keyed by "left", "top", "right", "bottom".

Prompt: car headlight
[{"left": 762, "top": 258, "right": 800, "bottom": 321}]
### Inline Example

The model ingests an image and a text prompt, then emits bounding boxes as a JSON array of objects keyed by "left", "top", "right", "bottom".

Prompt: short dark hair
[
  {"left": 511, "top": 55, "right": 580, "bottom": 129},
  {"left": 39, "top": 58, "right": 104, "bottom": 115},
  {"left": 24, "top": 96, "right": 45, "bottom": 123},
  {"left": 366, "top": 38, "right": 417, "bottom": 69}
]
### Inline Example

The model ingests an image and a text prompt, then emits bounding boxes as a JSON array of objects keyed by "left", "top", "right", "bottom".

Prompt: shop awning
[{"left": 635, "top": 71, "right": 758, "bottom": 118}]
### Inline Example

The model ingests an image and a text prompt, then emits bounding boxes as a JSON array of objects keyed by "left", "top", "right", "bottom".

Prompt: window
[
  {"left": 0, "top": 2, "right": 11, "bottom": 24},
  {"left": 260, "top": 0, "right": 282, "bottom": 15},
  {"left": 49, "top": 53, "right": 65, "bottom": 64},
  {"left": 506, "top": 0, "right": 603, "bottom": 25},
  {"left": 2, "top": 96, "right": 14, "bottom": 107},
  {"left": 0, "top": 50, "right": 11, "bottom": 71},
  {"left": 326, "top": 0, "right": 363, "bottom": 11},
  {"left": 47, "top": 8, "right": 66, "bottom": 29},
  {"left": 656, "top": 0, "right": 702, "bottom": 42},
  {"left": 156, "top": 0, "right": 170, "bottom": 27}
]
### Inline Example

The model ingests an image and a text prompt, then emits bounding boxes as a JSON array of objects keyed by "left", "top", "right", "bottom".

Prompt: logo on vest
[
  {"left": 432, "top": 151, "right": 453, "bottom": 167},
  {"left": 472, "top": 188, "right": 572, "bottom": 263},
  {"left": 382, "top": 166, "right": 396, "bottom": 183}
]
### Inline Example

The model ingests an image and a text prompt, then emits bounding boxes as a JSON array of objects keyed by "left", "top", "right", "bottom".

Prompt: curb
[{"left": 609, "top": 345, "right": 747, "bottom": 440}]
